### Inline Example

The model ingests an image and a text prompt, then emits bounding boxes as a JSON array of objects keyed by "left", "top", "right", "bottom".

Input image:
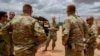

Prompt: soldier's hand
[
  {"left": 49, "top": 27, "right": 56, "bottom": 30},
  {"left": 37, "top": 33, "right": 46, "bottom": 44},
  {"left": 62, "top": 42, "right": 67, "bottom": 47},
  {"left": 62, "top": 34, "right": 68, "bottom": 46},
  {"left": 96, "top": 43, "right": 100, "bottom": 50}
]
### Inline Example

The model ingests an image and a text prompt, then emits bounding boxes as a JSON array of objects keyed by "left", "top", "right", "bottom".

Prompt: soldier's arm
[
  {"left": 48, "top": 23, "right": 52, "bottom": 30},
  {"left": 87, "top": 25, "right": 98, "bottom": 42},
  {"left": 33, "top": 20, "right": 46, "bottom": 44},
  {"left": 34, "top": 20, "right": 45, "bottom": 36},
  {"left": 0, "top": 22, "right": 12, "bottom": 40},
  {"left": 82, "top": 21, "right": 90, "bottom": 43},
  {"left": 83, "top": 22, "right": 89, "bottom": 38},
  {"left": 92, "top": 25, "right": 98, "bottom": 37},
  {"left": 56, "top": 24, "right": 59, "bottom": 31},
  {"left": 0, "top": 22, "right": 11, "bottom": 33},
  {"left": 48, "top": 23, "right": 55, "bottom": 30},
  {"left": 49, "top": 23, "right": 59, "bottom": 31},
  {"left": 62, "top": 19, "right": 71, "bottom": 46}
]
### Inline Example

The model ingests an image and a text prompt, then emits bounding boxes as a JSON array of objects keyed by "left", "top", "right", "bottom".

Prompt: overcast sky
[{"left": 0, "top": 0, "right": 100, "bottom": 22}]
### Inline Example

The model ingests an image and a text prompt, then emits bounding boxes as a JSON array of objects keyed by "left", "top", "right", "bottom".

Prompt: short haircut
[
  {"left": 23, "top": 4, "right": 32, "bottom": 12},
  {"left": 86, "top": 16, "right": 94, "bottom": 21},
  {"left": 9, "top": 11, "right": 15, "bottom": 15},
  {"left": 0, "top": 11, "right": 7, "bottom": 20},
  {"left": 67, "top": 4, "right": 76, "bottom": 13}
]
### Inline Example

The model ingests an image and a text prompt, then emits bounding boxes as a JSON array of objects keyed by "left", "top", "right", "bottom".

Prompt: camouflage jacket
[
  {"left": 87, "top": 24, "right": 98, "bottom": 43},
  {"left": 0, "top": 23, "right": 5, "bottom": 42},
  {"left": 49, "top": 21, "right": 59, "bottom": 35},
  {"left": 0, "top": 14, "right": 45, "bottom": 45},
  {"left": 0, "top": 23, "right": 7, "bottom": 50},
  {"left": 62, "top": 15, "right": 88, "bottom": 45}
]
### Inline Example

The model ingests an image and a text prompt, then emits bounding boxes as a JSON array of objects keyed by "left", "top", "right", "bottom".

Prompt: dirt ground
[{"left": 36, "top": 26, "right": 100, "bottom": 56}]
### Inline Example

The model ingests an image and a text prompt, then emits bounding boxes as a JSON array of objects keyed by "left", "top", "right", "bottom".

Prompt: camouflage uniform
[
  {"left": 0, "top": 14, "right": 45, "bottom": 56},
  {"left": 85, "top": 24, "right": 98, "bottom": 56},
  {"left": 0, "top": 22, "right": 12, "bottom": 56},
  {"left": 0, "top": 23, "right": 5, "bottom": 56},
  {"left": 6, "top": 18, "right": 14, "bottom": 56},
  {"left": 62, "top": 15, "right": 88, "bottom": 56},
  {"left": 44, "top": 21, "right": 58, "bottom": 50}
]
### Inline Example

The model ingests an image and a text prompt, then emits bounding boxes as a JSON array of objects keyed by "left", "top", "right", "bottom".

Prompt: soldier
[
  {"left": 43, "top": 16, "right": 59, "bottom": 51},
  {"left": 3, "top": 11, "right": 16, "bottom": 56},
  {"left": 8, "top": 11, "right": 15, "bottom": 21},
  {"left": 85, "top": 16, "right": 98, "bottom": 56},
  {"left": 62, "top": 4, "right": 88, "bottom": 56},
  {"left": 0, "top": 11, "right": 8, "bottom": 56},
  {"left": 8, "top": 11, "right": 15, "bottom": 56},
  {"left": 0, "top": 4, "right": 45, "bottom": 56}
]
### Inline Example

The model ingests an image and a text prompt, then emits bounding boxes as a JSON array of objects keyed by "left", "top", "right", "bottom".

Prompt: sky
[{"left": 0, "top": 0, "right": 100, "bottom": 22}]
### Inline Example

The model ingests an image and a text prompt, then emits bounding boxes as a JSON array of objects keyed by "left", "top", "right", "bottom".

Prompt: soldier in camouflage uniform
[
  {"left": 43, "top": 16, "right": 58, "bottom": 51},
  {"left": 62, "top": 4, "right": 88, "bottom": 56},
  {"left": 85, "top": 16, "right": 98, "bottom": 56},
  {"left": 7, "top": 11, "right": 15, "bottom": 56},
  {"left": 8, "top": 11, "right": 15, "bottom": 21},
  {"left": 0, "top": 11, "right": 9, "bottom": 56},
  {"left": 0, "top": 4, "right": 45, "bottom": 56}
]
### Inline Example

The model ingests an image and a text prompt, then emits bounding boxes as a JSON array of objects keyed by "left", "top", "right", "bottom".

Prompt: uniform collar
[{"left": 21, "top": 13, "right": 30, "bottom": 16}]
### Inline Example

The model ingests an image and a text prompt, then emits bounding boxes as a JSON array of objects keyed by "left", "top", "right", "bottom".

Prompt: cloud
[
  {"left": 90, "top": 9, "right": 100, "bottom": 13},
  {"left": 35, "top": 4, "right": 45, "bottom": 9},
  {"left": 0, "top": 0, "right": 10, "bottom": 3},
  {"left": 33, "top": 0, "right": 69, "bottom": 21},
  {"left": 91, "top": 6, "right": 100, "bottom": 9},
  {"left": 15, "top": 0, "right": 39, "bottom": 4},
  {"left": 90, "top": 4, "right": 100, "bottom": 13},
  {"left": 0, "top": 0, "right": 100, "bottom": 22},
  {"left": 44, "top": 6, "right": 66, "bottom": 14},
  {"left": 73, "top": 0, "right": 100, "bottom": 4},
  {"left": 14, "top": 10, "right": 22, "bottom": 16}
]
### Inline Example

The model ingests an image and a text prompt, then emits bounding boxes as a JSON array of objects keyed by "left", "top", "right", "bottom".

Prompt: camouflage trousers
[
  {"left": 14, "top": 45, "right": 37, "bottom": 56},
  {"left": 85, "top": 43, "right": 96, "bottom": 56},
  {"left": 65, "top": 45, "right": 84, "bottom": 56},
  {"left": 45, "top": 32, "right": 57, "bottom": 50}
]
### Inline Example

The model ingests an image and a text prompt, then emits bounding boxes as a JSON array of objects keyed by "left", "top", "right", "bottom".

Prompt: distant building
[{"left": 95, "top": 19, "right": 100, "bottom": 35}]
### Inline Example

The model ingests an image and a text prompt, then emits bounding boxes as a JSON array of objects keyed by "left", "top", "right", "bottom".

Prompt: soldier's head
[
  {"left": 23, "top": 4, "right": 33, "bottom": 16},
  {"left": 52, "top": 16, "right": 56, "bottom": 22},
  {"left": 0, "top": 11, "right": 8, "bottom": 22},
  {"left": 9, "top": 11, "right": 15, "bottom": 19},
  {"left": 86, "top": 16, "right": 94, "bottom": 25},
  {"left": 66, "top": 4, "right": 76, "bottom": 16}
]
